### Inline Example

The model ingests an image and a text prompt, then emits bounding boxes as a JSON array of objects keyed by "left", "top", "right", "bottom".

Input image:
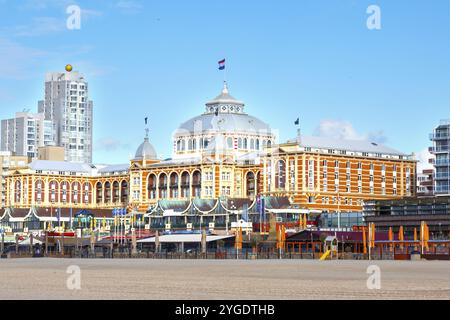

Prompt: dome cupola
[
  {"left": 135, "top": 129, "right": 157, "bottom": 160},
  {"left": 205, "top": 81, "right": 245, "bottom": 114}
]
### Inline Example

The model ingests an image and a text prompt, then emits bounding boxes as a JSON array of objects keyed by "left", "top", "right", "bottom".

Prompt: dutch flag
[{"left": 218, "top": 59, "right": 225, "bottom": 70}]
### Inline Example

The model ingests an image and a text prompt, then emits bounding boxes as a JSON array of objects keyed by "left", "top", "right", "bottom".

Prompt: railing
[
  {"left": 435, "top": 159, "right": 450, "bottom": 166},
  {"left": 430, "top": 133, "right": 450, "bottom": 140},
  {"left": 430, "top": 146, "right": 450, "bottom": 153},
  {"left": 435, "top": 173, "right": 450, "bottom": 180},
  {"left": 435, "top": 186, "right": 450, "bottom": 194}
]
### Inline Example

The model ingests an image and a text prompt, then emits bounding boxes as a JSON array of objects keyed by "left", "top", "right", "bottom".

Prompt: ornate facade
[{"left": 3, "top": 82, "right": 417, "bottom": 220}]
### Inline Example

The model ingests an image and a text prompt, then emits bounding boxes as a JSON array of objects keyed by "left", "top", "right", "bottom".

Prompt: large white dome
[
  {"left": 172, "top": 82, "right": 275, "bottom": 158},
  {"left": 174, "top": 82, "right": 273, "bottom": 136}
]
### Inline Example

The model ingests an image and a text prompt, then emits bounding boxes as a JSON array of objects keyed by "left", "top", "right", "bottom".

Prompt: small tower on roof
[{"left": 134, "top": 118, "right": 157, "bottom": 162}]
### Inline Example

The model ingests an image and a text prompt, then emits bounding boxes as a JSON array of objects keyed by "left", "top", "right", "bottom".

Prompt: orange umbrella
[
  {"left": 420, "top": 221, "right": 429, "bottom": 252},
  {"left": 388, "top": 227, "right": 393, "bottom": 252},
  {"left": 303, "top": 214, "right": 307, "bottom": 230},
  {"left": 362, "top": 227, "right": 367, "bottom": 254},
  {"left": 235, "top": 227, "right": 242, "bottom": 250},
  {"left": 399, "top": 226, "right": 404, "bottom": 250},
  {"left": 424, "top": 223, "right": 429, "bottom": 250},
  {"left": 370, "top": 223, "right": 375, "bottom": 249},
  {"left": 277, "top": 225, "right": 286, "bottom": 250},
  {"left": 413, "top": 227, "right": 418, "bottom": 250}
]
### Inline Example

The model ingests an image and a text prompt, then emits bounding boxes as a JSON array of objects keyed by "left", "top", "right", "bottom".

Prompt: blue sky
[{"left": 0, "top": 0, "right": 449, "bottom": 167}]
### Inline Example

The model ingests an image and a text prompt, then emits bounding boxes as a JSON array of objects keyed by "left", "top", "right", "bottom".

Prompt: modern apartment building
[
  {"left": 430, "top": 120, "right": 450, "bottom": 195},
  {"left": 1, "top": 112, "right": 53, "bottom": 158},
  {"left": 38, "top": 71, "right": 93, "bottom": 164},
  {"left": 417, "top": 169, "right": 434, "bottom": 196}
]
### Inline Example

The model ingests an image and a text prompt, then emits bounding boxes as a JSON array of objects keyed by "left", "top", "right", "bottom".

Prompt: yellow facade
[
  {"left": 260, "top": 143, "right": 416, "bottom": 212},
  {"left": 3, "top": 143, "right": 416, "bottom": 214}
]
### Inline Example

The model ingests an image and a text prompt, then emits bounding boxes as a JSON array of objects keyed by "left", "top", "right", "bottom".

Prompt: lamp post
[
  {"left": 230, "top": 201, "right": 237, "bottom": 231},
  {"left": 225, "top": 213, "right": 229, "bottom": 235}
]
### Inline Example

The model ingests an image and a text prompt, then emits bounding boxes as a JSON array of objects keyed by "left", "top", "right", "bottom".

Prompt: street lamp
[{"left": 230, "top": 200, "right": 237, "bottom": 227}]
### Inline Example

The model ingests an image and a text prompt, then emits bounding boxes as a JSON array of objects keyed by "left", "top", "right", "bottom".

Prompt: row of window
[{"left": 176, "top": 137, "right": 272, "bottom": 152}]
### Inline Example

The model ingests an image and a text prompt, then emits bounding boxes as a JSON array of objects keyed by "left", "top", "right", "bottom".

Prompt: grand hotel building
[{"left": 1, "top": 82, "right": 416, "bottom": 230}]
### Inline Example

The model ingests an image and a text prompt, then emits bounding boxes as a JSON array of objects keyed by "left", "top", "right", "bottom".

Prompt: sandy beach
[{"left": 0, "top": 258, "right": 449, "bottom": 300}]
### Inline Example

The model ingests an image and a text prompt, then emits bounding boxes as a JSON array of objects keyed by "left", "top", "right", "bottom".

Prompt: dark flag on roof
[
  {"left": 145, "top": 117, "right": 148, "bottom": 125},
  {"left": 218, "top": 59, "right": 225, "bottom": 70},
  {"left": 294, "top": 118, "right": 300, "bottom": 125}
]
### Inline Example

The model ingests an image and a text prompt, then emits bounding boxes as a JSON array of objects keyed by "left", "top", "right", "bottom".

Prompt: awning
[
  {"left": 266, "top": 209, "right": 322, "bottom": 214},
  {"left": 137, "top": 234, "right": 234, "bottom": 243},
  {"left": 163, "top": 209, "right": 183, "bottom": 217}
]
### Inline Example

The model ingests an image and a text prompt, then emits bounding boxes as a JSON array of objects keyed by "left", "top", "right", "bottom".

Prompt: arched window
[
  {"left": 169, "top": 172, "right": 179, "bottom": 198},
  {"left": 250, "top": 139, "right": 255, "bottom": 150},
  {"left": 192, "top": 138, "right": 197, "bottom": 150},
  {"left": 176, "top": 140, "right": 181, "bottom": 151},
  {"left": 246, "top": 172, "right": 255, "bottom": 197},
  {"left": 96, "top": 182, "right": 102, "bottom": 204},
  {"left": 181, "top": 172, "right": 190, "bottom": 198},
  {"left": 104, "top": 182, "right": 111, "bottom": 203},
  {"left": 238, "top": 138, "right": 243, "bottom": 149},
  {"left": 147, "top": 174, "right": 157, "bottom": 199},
  {"left": 159, "top": 173, "right": 168, "bottom": 198},
  {"left": 256, "top": 139, "right": 260, "bottom": 150},
  {"left": 267, "top": 140, "right": 272, "bottom": 148},
  {"left": 243, "top": 138, "right": 248, "bottom": 149},
  {"left": 120, "top": 181, "right": 128, "bottom": 203},
  {"left": 199, "top": 138, "right": 203, "bottom": 150},
  {"left": 112, "top": 181, "right": 120, "bottom": 203},
  {"left": 188, "top": 139, "right": 193, "bottom": 150},
  {"left": 227, "top": 137, "right": 233, "bottom": 149},
  {"left": 83, "top": 182, "right": 91, "bottom": 204},
  {"left": 192, "top": 171, "right": 201, "bottom": 197},
  {"left": 60, "top": 181, "right": 69, "bottom": 203},
  {"left": 181, "top": 140, "right": 186, "bottom": 151},
  {"left": 72, "top": 182, "right": 81, "bottom": 204}
]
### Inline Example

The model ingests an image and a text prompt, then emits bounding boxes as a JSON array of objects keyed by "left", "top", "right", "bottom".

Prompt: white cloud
[
  {"left": 95, "top": 137, "right": 130, "bottom": 152},
  {"left": 313, "top": 119, "right": 387, "bottom": 143},
  {"left": 19, "top": 0, "right": 74, "bottom": 10},
  {"left": 71, "top": 60, "right": 117, "bottom": 78},
  {"left": 12, "top": 17, "right": 66, "bottom": 37},
  {"left": 0, "top": 37, "right": 47, "bottom": 79},
  {"left": 81, "top": 8, "right": 103, "bottom": 20},
  {"left": 115, "top": 0, "right": 143, "bottom": 13},
  {"left": 416, "top": 147, "right": 434, "bottom": 173}
]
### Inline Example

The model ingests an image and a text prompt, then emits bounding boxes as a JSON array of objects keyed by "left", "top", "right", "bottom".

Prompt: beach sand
[{"left": 0, "top": 258, "right": 449, "bottom": 300}]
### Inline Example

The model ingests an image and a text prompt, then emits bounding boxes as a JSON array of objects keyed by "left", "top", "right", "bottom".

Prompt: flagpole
[{"left": 224, "top": 60, "right": 227, "bottom": 83}]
